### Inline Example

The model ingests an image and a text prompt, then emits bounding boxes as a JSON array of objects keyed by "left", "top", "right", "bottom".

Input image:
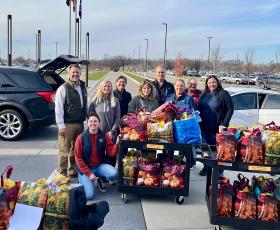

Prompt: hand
[
  {"left": 89, "top": 173, "right": 97, "bottom": 181},
  {"left": 58, "top": 128, "right": 66, "bottom": 137},
  {"left": 107, "top": 131, "right": 113, "bottom": 137},
  {"left": 116, "top": 134, "right": 122, "bottom": 144}
]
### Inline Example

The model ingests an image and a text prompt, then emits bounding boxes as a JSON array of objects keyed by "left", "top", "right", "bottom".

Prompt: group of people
[{"left": 55, "top": 63, "right": 233, "bottom": 200}]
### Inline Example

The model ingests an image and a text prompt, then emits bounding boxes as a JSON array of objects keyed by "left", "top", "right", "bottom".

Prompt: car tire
[
  {"left": 222, "top": 79, "right": 226, "bottom": 83},
  {"left": 236, "top": 80, "right": 240, "bottom": 85},
  {"left": 0, "top": 109, "right": 26, "bottom": 141},
  {"left": 259, "top": 82, "right": 265, "bottom": 89}
]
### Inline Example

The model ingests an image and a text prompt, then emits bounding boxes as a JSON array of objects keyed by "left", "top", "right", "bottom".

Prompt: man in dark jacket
[
  {"left": 152, "top": 65, "right": 174, "bottom": 106},
  {"left": 55, "top": 64, "right": 87, "bottom": 178},
  {"left": 113, "top": 76, "right": 132, "bottom": 117}
]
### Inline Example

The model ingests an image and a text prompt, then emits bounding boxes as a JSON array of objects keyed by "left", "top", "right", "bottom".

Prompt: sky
[{"left": 1, "top": 0, "right": 280, "bottom": 63}]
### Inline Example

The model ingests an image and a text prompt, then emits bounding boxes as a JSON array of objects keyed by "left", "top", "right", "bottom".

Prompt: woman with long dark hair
[{"left": 198, "top": 75, "right": 234, "bottom": 176}]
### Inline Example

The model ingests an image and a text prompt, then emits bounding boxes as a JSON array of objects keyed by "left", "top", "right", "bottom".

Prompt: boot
[{"left": 199, "top": 165, "right": 208, "bottom": 176}]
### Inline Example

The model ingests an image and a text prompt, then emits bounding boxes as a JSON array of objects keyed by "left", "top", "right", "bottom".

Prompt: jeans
[{"left": 78, "top": 163, "right": 118, "bottom": 200}]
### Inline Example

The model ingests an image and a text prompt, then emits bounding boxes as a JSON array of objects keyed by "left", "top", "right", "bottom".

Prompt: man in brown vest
[{"left": 55, "top": 64, "right": 87, "bottom": 178}]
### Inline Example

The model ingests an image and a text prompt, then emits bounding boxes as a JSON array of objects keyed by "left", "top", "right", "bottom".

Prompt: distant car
[
  {"left": 113, "top": 68, "right": 119, "bottom": 72},
  {"left": 257, "top": 75, "right": 280, "bottom": 90},
  {"left": 0, "top": 54, "right": 86, "bottom": 140},
  {"left": 227, "top": 87, "right": 280, "bottom": 127},
  {"left": 220, "top": 73, "right": 248, "bottom": 85},
  {"left": 166, "top": 70, "right": 175, "bottom": 76}
]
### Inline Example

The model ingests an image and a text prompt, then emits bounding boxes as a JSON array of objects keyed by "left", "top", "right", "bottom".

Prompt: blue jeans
[{"left": 78, "top": 163, "right": 118, "bottom": 200}]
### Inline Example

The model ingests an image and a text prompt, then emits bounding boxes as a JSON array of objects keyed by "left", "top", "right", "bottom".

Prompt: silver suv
[{"left": 220, "top": 73, "right": 248, "bottom": 85}]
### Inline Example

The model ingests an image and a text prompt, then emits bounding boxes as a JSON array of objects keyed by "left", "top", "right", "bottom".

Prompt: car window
[
  {"left": 7, "top": 72, "right": 47, "bottom": 89},
  {"left": 258, "top": 93, "right": 266, "bottom": 108},
  {"left": 232, "top": 93, "right": 257, "bottom": 110},
  {"left": 263, "top": 95, "right": 280, "bottom": 109},
  {"left": 42, "top": 74, "right": 64, "bottom": 91}
]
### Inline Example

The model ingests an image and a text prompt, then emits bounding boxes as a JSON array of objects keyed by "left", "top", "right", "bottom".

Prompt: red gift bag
[{"left": 0, "top": 165, "right": 20, "bottom": 212}]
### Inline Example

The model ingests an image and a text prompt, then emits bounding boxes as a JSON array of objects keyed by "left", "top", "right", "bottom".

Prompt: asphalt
[{"left": 0, "top": 72, "right": 272, "bottom": 230}]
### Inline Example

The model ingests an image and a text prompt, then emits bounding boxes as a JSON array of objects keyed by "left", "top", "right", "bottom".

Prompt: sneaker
[
  {"left": 97, "top": 178, "right": 107, "bottom": 193},
  {"left": 109, "top": 181, "right": 117, "bottom": 186},
  {"left": 199, "top": 166, "right": 208, "bottom": 176}
]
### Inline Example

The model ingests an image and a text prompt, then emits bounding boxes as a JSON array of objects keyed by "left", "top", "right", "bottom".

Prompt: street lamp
[
  {"left": 145, "top": 38, "right": 148, "bottom": 76},
  {"left": 162, "top": 23, "right": 167, "bottom": 69},
  {"left": 138, "top": 45, "right": 141, "bottom": 73},
  {"left": 207, "top": 36, "right": 213, "bottom": 65},
  {"left": 54, "top": 41, "right": 59, "bottom": 57}
]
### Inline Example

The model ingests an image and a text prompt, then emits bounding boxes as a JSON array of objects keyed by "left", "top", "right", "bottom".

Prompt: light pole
[
  {"left": 207, "top": 36, "right": 213, "bottom": 66},
  {"left": 138, "top": 45, "right": 141, "bottom": 73},
  {"left": 162, "top": 23, "right": 167, "bottom": 69},
  {"left": 54, "top": 41, "right": 59, "bottom": 57},
  {"left": 145, "top": 38, "right": 148, "bottom": 76}
]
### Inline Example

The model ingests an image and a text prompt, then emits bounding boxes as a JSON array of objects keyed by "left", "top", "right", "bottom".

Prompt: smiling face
[
  {"left": 87, "top": 115, "right": 100, "bottom": 134},
  {"left": 141, "top": 83, "right": 152, "bottom": 97},
  {"left": 175, "top": 80, "right": 185, "bottom": 96},
  {"left": 207, "top": 77, "right": 218, "bottom": 92},
  {"left": 156, "top": 66, "right": 165, "bottom": 83},
  {"left": 116, "top": 77, "right": 127, "bottom": 91},
  {"left": 188, "top": 79, "right": 197, "bottom": 91},
  {"left": 102, "top": 81, "right": 112, "bottom": 96},
  {"left": 68, "top": 66, "right": 81, "bottom": 83}
]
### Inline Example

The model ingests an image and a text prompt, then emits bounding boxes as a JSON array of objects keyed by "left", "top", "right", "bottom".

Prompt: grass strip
[
  {"left": 89, "top": 70, "right": 108, "bottom": 80},
  {"left": 124, "top": 72, "right": 146, "bottom": 83}
]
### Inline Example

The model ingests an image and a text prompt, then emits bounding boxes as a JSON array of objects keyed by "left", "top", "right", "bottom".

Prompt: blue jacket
[{"left": 165, "top": 92, "right": 197, "bottom": 111}]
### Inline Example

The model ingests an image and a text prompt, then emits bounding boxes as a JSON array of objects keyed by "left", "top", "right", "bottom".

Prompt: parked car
[
  {"left": 220, "top": 73, "right": 248, "bottom": 85},
  {"left": 257, "top": 75, "right": 280, "bottom": 90},
  {"left": 227, "top": 87, "right": 280, "bottom": 127},
  {"left": 0, "top": 54, "right": 86, "bottom": 140}
]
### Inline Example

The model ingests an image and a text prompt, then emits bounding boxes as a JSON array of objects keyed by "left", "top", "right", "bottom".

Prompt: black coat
[
  {"left": 198, "top": 89, "right": 234, "bottom": 133},
  {"left": 113, "top": 89, "right": 132, "bottom": 117},
  {"left": 152, "top": 80, "right": 175, "bottom": 106}
]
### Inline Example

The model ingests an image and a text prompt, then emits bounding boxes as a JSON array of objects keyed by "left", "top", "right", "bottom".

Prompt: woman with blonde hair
[
  {"left": 88, "top": 80, "right": 121, "bottom": 166},
  {"left": 128, "top": 79, "right": 159, "bottom": 113}
]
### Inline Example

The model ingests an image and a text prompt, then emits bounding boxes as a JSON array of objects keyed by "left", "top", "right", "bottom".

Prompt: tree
[
  {"left": 174, "top": 54, "right": 184, "bottom": 77},
  {"left": 244, "top": 48, "right": 254, "bottom": 86},
  {"left": 211, "top": 45, "right": 223, "bottom": 72},
  {"left": 275, "top": 49, "right": 280, "bottom": 72}
]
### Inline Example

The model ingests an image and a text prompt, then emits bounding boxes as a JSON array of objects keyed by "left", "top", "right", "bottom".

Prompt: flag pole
[{"left": 68, "top": 0, "right": 72, "bottom": 55}]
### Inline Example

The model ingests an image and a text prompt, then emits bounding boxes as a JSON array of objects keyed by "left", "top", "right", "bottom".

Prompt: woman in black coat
[{"left": 198, "top": 75, "right": 234, "bottom": 176}]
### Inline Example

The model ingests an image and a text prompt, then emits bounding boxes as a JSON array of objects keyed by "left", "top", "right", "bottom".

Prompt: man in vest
[
  {"left": 152, "top": 65, "right": 174, "bottom": 106},
  {"left": 55, "top": 64, "right": 87, "bottom": 178}
]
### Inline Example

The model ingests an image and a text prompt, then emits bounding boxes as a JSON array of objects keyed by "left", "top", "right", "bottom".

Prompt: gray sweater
[
  {"left": 88, "top": 97, "right": 121, "bottom": 135},
  {"left": 128, "top": 95, "right": 159, "bottom": 113}
]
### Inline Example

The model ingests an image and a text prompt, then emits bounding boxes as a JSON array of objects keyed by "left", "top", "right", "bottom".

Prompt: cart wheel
[
  {"left": 121, "top": 193, "right": 127, "bottom": 203},
  {"left": 214, "top": 225, "right": 222, "bottom": 230},
  {"left": 175, "top": 196, "right": 184, "bottom": 205}
]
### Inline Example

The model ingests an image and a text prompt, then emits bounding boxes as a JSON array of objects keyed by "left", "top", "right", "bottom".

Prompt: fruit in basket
[
  {"left": 144, "top": 178, "right": 154, "bottom": 186},
  {"left": 123, "top": 134, "right": 130, "bottom": 140},
  {"left": 129, "top": 133, "right": 139, "bottom": 141},
  {"left": 138, "top": 171, "right": 147, "bottom": 179},
  {"left": 162, "top": 179, "right": 170, "bottom": 187},
  {"left": 136, "top": 178, "right": 144, "bottom": 186},
  {"left": 170, "top": 179, "right": 180, "bottom": 188}
]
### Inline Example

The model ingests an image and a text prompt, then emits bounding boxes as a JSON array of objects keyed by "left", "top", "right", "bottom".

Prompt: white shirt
[{"left": 55, "top": 82, "right": 83, "bottom": 130}]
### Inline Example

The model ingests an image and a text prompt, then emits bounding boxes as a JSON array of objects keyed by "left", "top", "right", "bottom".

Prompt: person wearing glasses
[
  {"left": 152, "top": 65, "right": 174, "bottom": 106},
  {"left": 128, "top": 80, "right": 159, "bottom": 113},
  {"left": 186, "top": 78, "right": 201, "bottom": 105}
]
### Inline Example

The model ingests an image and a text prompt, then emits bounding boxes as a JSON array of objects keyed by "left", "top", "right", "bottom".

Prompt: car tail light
[{"left": 36, "top": 92, "right": 55, "bottom": 103}]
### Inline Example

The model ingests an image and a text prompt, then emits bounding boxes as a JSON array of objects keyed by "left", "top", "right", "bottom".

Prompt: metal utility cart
[
  {"left": 196, "top": 150, "right": 280, "bottom": 230},
  {"left": 117, "top": 140, "right": 192, "bottom": 204}
]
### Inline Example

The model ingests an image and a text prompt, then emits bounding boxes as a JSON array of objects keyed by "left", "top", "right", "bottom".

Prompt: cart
[
  {"left": 195, "top": 149, "right": 280, "bottom": 230},
  {"left": 117, "top": 140, "right": 193, "bottom": 204}
]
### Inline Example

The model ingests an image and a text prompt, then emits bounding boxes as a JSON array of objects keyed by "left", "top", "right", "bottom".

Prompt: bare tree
[
  {"left": 244, "top": 48, "right": 254, "bottom": 86},
  {"left": 275, "top": 49, "right": 280, "bottom": 72},
  {"left": 211, "top": 45, "right": 223, "bottom": 72}
]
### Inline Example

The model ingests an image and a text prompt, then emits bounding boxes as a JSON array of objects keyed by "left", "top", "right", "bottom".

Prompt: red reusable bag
[{"left": 0, "top": 165, "right": 20, "bottom": 212}]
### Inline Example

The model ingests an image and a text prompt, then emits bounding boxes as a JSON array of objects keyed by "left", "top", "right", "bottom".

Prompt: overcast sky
[{"left": 1, "top": 0, "right": 280, "bottom": 63}]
